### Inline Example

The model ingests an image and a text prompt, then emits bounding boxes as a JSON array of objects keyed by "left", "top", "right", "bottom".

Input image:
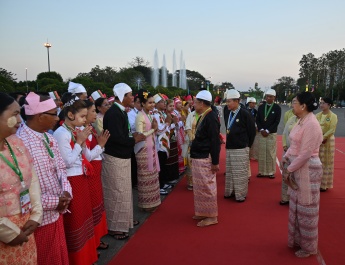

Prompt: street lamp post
[
  {"left": 26, "top": 68, "right": 28, "bottom": 92},
  {"left": 44, "top": 41, "right": 52, "bottom": 72}
]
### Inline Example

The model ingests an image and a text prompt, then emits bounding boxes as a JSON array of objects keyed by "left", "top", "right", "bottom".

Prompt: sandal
[
  {"left": 109, "top": 232, "right": 129, "bottom": 240},
  {"left": 295, "top": 249, "right": 315, "bottom": 258},
  {"left": 133, "top": 220, "right": 140, "bottom": 226},
  {"left": 97, "top": 241, "right": 109, "bottom": 250},
  {"left": 192, "top": 215, "right": 207, "bottom": 220},
  {"left": 197, "top": 219, "right": 218, "bottom": 227}
]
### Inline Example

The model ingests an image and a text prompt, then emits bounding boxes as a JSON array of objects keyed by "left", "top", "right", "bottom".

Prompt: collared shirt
[
  {"left": 17, "top": 124, "right": 72, "bottom": 226},
  {"left": 128, "top": 107, "right": 140, "bottom": 133}
]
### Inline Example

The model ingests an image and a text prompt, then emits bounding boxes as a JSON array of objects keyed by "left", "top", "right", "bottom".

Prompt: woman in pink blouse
[
  {"left": 281, "top": 92, "right": 323, "bottom": 258},
  {"left": 0, "top": 92, "right": 43, "bottom": 264}
]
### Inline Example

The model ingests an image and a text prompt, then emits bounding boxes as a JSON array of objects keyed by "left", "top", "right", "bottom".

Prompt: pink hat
[{"left": 24, "top": 92, "right": 57, "bottom": 115}]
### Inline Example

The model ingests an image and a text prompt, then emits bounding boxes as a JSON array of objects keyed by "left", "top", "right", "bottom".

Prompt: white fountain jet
[
  {"left": 172, "top": 49, "right": 177, "bottom": 87},
  {"left": 152, "top": 49, "right": 159, "bottom": 88},
  {"left": 161, "top": 54, "right": 167, "bottom": 87}
]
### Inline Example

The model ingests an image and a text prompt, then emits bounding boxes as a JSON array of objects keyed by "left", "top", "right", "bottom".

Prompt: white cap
[
  {"left": 68, "top": 81, "right": 87, "bottom": 94},
  {"left": 113, "top": 83, "right": 132, "bottom": 103},
  {"left": 153, "top": 94, "right": 163, "bottom": 103},
  {"left": 265, "top": 89, "right": 276, "bottom": 96},
  {"left": 247, "top": 97, "right": 256, "bottom": 103},
  {"left": 196, "top": 90, "right": 212, "bottom": 102},
  {"left": 226, "top": 89, "right": 241, "bottom": 99},
  {"left": 90, "top": 90, "right": 104, "bottom": 101}
]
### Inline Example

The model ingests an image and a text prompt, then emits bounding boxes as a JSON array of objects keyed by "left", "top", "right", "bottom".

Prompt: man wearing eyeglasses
[{"left": 17, "top": 92, "right": 72, "bottom": 265}]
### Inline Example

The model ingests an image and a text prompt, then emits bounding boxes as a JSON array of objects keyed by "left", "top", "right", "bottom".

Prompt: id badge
[{"left": 20, "top": 189, "right": 32, "bottom": 215}]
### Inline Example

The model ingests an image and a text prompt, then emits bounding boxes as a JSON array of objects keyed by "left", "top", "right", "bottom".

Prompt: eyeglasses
[{"left": 42, "top": 112, "right": 58, "bottom": 116}]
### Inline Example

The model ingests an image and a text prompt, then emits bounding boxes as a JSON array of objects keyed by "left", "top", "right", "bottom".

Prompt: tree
[
  {"left": 272, "top": 76, "right": 296, "bottom": 102},
  {"left": 0, "top": 68, "right": 17, "bottom": 92},
  {"left": 37, "top": 71, "right": 63, "bottom": 82},
  {"left": 128, "top": 56, "right": 150, "bottom": 67}
]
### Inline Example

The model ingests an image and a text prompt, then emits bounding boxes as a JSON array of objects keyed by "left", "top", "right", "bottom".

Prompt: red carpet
[{"left": 110, "top": 136, "right": 345, "bottom": 265}]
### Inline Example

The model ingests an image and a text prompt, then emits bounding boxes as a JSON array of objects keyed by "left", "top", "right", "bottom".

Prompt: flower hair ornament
[
  {"left": 64, "top": 96, "right": 79, "bottom": 107},
  {"left": 313, "top": 102, "right": 318, "bottom": 107},
  {"left": 143, "top": 91, "right": 149, "bottom": 99}
]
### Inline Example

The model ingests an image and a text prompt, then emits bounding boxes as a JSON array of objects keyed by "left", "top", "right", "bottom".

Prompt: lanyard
[
  {"left": 227, "top": 109, "right": 239, "bottom": 134},
  {"left": 42, "top": 132, "right": 54, "bottom": 158},
  {"left": 0, "top": 139, "right": 25, "bottom": 188},
  {"left": 264, "top": 103, "right": 274, "bottom": 121}
]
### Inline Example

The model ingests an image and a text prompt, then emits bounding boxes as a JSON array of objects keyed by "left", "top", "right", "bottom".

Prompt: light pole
[
  {"left": 44, "top": 41, "right": 52, "bottom": 72},
  {"left": 26, "top": 68, "right": 28, "bottom": 92}
]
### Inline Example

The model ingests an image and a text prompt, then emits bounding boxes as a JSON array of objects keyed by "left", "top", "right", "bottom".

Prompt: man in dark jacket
[
  {"left": 190, "top": 90, "right": 221, "bottom": 227},
  {"left": 256, "top": 89, "right": 281, "bottom": 178},
  {"left": 102, "top": 83, "right": 145, "bottom": 239},
  {"left": 224, "top": 90, "right": 256, "bottom": 202}
]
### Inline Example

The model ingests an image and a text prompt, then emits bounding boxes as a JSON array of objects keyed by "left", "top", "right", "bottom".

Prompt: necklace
[{"left": 264, "top": 103, "right": 274, "bottom": 121}]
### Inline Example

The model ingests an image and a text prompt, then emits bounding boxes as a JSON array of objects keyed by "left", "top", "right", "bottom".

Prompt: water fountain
[
  {"left": 161, "top": 54, "right": 167, "bottom": 87},
  {"left": 172, "top": 50, "right": 177, "bottom": 87},
  {"left": 151, "top": 49, "right": 159, "bottom": 88}
]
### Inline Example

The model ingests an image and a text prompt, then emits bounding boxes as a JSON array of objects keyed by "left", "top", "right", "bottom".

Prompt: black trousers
[
  {"left": 158, "top": 151, "right": 168, "bottom": 188},
  {"left": 131, "top": 151, "right": 138, "bottom": 187}
]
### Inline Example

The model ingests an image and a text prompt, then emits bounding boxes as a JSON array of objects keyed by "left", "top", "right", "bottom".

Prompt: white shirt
[
  {"left": 128, "top": 107, "right": 140, "bottom": 133},
  {"left": 53, "top": 126, "right": 83, "bottom": 176}
]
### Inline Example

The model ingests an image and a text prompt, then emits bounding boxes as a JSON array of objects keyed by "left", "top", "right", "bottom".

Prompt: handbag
[{"left": 282, "top": 160, "right": 298, "bottom": 190}]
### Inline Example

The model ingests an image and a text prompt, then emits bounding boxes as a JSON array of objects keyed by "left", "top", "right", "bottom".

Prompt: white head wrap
[
  {"left": 90, "top": 90, "right": 104, "bottom": 101},
  {"left": 265, "top": 89, "right": 276, "bottom": 96},
  {"left": 113, "top": 83, "right": 132, "bottom": 103},
  {"left": 68, "top": 81, "right": 87, "bottom": 94},
  {"left": 247, "top": 97, "right": 256, "bottom": 103},
  {"left": 153, "top": 94, "right": 164, "bottom": 103},
  {"left": 196, "top": 90, "right": 212, "bottom": 102},
  {"left": 226, "top": 89, "right": 241, "bottom": 99}
]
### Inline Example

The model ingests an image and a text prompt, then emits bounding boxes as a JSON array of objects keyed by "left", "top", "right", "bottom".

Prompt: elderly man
[
  {"left": 17, "top": 92, "right": 72, "bottom": 265},
  {"left": 190, "top": 90, "right": 221, "bottom": 227},
  {"left": 102, "top": 83, "right": 145, "bottom": 240},
  {"left": 256, "top": 89, "right": 281, "bottom": 178},
  {"left": 224, "top": 90, "right": 256, "bottom": 202}
]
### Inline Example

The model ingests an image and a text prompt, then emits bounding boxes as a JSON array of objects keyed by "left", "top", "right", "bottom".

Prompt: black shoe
[
  {"left": 236, "top": 198, "right": 246, "bottom": 203},
  {"left": 320, "top": 188, "right": 327, "bottom": 192},
  {"left": 269, "top": 175, "right": 275, "bottom": 179},
  {"left": 160, "top": 189, "right": 168, "bottom": 195},
  {"left": 257, "top": 174, "right": 265, "bottom": 178},
  {"left": 279, "top": 200, "right": 289, "bottom": 205},
  {"left": 224, "top": 194, "right": 234, "bottom": 199}
]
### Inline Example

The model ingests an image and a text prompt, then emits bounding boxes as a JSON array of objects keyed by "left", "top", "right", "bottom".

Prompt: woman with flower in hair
[
  {"left": 315, "top": 97, "right": 338, "bottom": 192},
  {"left": 53, "top": 93, "right": 98, "bottom": 265},
  {"left": 135, "top": 90, "right": 161, "bottom": 212},
  {"left": 281, "top": 92, "right": 323, "bottom": 258}
]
